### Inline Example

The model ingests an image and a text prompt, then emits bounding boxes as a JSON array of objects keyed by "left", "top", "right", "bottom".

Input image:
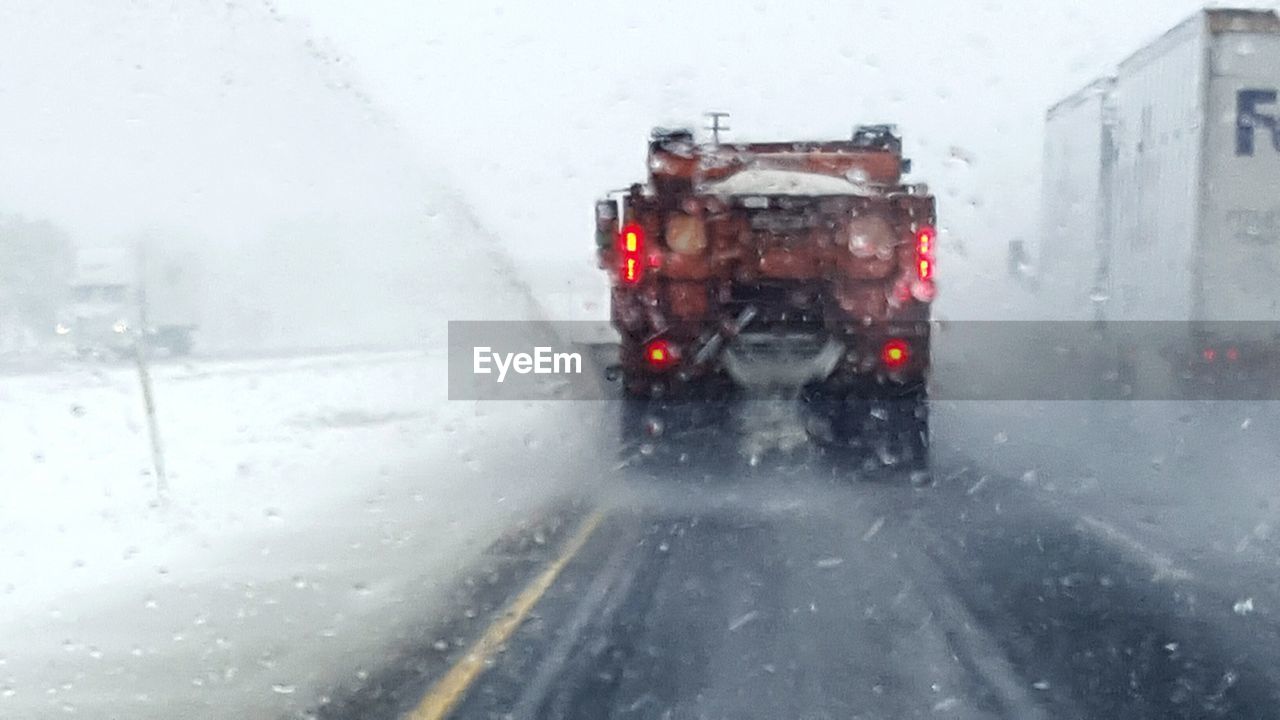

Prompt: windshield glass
[{"left": 4, "top": 2, "right": 1280, "bottom": 719}]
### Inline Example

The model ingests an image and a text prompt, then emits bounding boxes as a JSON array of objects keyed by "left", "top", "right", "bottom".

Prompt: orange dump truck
[{"left": 596, "top": 124, "right": 936, "bottom": 456}]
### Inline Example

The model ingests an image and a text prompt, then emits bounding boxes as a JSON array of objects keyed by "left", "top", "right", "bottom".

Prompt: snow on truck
[
  {"left": 596, "top": 123, "right": 937, "bottom": 457},
  {"left": 1039, "top": 8, "right": 1280, "bottom": 396}
]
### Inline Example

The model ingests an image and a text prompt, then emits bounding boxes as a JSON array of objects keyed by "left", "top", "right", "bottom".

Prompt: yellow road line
[{"left": 407, "top": 510, "right": 606, "bottom": 720}]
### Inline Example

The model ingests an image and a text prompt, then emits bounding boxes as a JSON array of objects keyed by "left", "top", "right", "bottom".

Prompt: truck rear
[
  {"left": 62, "top": 243, "right": 200, "bottom": 360},
  {"left": 64, "top": 247, "right": 140, "bottom": 359},
  {"left": 596, "top": 124, "right": 936, "bottom": 457}
]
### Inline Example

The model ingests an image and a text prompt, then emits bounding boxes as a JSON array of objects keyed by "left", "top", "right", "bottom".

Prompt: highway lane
[
  {"left": 317, "top": 400, "right": 1280, "bottom": 720},
  {"left": 444, "top": 477, "right": 1278, "bottom": 718},
  {"left": 447, "top": 483, "right": 1044, "bottom": 720}
]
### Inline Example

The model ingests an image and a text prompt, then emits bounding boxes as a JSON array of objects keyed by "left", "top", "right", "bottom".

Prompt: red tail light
[
  {"left": 916, "top": 226, "right": 934, "bottom": 257},
  {"left": 644, "top": 339, "right": 677, "bottom": 371},
  {"left": 915, "top": 225, "right": 936, "bottom": 282},
  {"left": 1203, "top": 347, "right": 1242, "bottom": 363},
  {"left": 881, "top": 338, "right": 910, "bottom": 370},
  {"left": 619, "top": 223, "right": 645, "bottom": 285},
  {"left": 917, "top": 258, "right": 933, "bottom": 281}
]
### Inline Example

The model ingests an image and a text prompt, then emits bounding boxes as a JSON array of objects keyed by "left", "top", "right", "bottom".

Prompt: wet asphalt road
[
  {"left": 320, "top": 401, "right": 1280, "bottom": 720},
  {"left": 444, "top": 475, "right": 1276, "bottom": 719}
]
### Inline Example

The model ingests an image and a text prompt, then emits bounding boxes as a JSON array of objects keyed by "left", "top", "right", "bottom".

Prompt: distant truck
[
  {"left": 63, "top": 245, "right": 199, "bottom": 358},
  {"left": 596, "top": 123, "right": 937, "bottom": 455},
  {"left": 1038, "top": 8, "right": 1280, "bottom": 395}
]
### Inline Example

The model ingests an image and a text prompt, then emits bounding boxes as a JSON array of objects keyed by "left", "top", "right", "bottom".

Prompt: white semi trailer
[
  {"left": 1037, "top": 8, "right": 1280, "bottom": 395},
  {"left": 66, "top": 244, "right": 200, "bottom": 358}
]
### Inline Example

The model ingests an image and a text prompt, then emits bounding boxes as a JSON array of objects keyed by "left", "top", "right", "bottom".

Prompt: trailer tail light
[
  {"left": 881, "top": 338, "right": 910, "bottom": 370},
  {"left": 619, "top": 223, "right": 645, "bottom": 285},
  {"left": 1202, "top": 347, "right": 1243, "bottom": 363},
  {"left": 644, "top": 339, "right": 677, "bottom": 371}
]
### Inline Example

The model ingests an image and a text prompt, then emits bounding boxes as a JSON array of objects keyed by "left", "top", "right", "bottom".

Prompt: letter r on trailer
[{"left": 1236, "top": 89, "right": 1279, "bottom": 156}]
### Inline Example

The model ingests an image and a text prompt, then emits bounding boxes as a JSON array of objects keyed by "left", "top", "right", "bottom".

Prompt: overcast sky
[
  {"left": 0, "top": 0, "right": 535, "bottom": 346},
  {"left": 274, "top": 0, "right": 1271, "bottom": 317},
  {"left": 4, "top": 1, "right": 1277, "bottom": 323}
]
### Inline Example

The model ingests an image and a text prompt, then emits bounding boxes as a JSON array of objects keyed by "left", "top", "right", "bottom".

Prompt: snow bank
[{"left": 0, "top": 350, "right": 611, "bottom": 717}]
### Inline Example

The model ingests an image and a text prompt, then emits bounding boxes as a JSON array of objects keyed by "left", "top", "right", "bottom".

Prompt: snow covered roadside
[{"left": 0, "top": 349, "right": 612, "bottom": 718}]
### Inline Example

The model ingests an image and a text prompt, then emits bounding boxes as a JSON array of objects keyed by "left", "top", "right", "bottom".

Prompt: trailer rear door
[{"left": 1199, "top": 17, "right": 1280, "bottom": 322}]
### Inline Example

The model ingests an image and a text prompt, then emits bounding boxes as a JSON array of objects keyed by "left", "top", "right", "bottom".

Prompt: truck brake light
[
  {"left": 644, "top": 339, "right": 677, "bottom": 370},
  {"left": 881, "top": 338, "right": 910, "bottom": 370},
  {"left": 917, "top": 258, "right": 933, "bottom": 281},
  {"left": 619, "top": 223, "right": 645, "bottom": 285},
  {"left": 915, "top": 225, "right": 936, "bottom": 281}
]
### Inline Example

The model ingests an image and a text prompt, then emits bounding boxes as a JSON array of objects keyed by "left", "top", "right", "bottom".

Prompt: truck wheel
[
  {"left": 618, "top": 395, "right": 666, "bottom": 466},
  {"left": 799, "top": 383, "right": 864, "bottom": 450},
  {"left": 617, "top": 377, "right": 736, "bottom": 471},
  {"left": 887, "top": 395, "right": 930, "bottom": 474},
  {"left": 802, "top": 385, "right": 929, "bottom": 477},
  {"left": 620, "top": 371, "right": 667, "bottom": 400}
]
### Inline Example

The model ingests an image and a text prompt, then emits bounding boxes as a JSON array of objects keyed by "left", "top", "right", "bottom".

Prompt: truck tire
[
  {"left": 887, "top": 394, "right": 930, "bottom": 472},
  {"left": 618, "top": 395, "right": 666, "bottom": 466},
  {"left": 802, "top": 383, "right": 929, "bottom": 476},
  {"left": 620, "top": 370, "right": 668, "bottom": 400},
  {"left": 617, "top": 378, "right": 737, "bottom": 471}
]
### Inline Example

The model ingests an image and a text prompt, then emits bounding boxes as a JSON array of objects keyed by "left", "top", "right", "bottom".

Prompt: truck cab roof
[{"left": 647, "top": 125, "right": 912, "bottom": 190}]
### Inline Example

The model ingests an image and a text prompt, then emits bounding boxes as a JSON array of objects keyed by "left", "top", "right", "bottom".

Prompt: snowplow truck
[{"left": 596, "top": 125, "right": 936, "bottom": 453}]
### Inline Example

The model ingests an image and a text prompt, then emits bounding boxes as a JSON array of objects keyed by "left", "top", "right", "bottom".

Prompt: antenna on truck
[{"left": 705, "top": 111, "right": 730, "bottom": 145}]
